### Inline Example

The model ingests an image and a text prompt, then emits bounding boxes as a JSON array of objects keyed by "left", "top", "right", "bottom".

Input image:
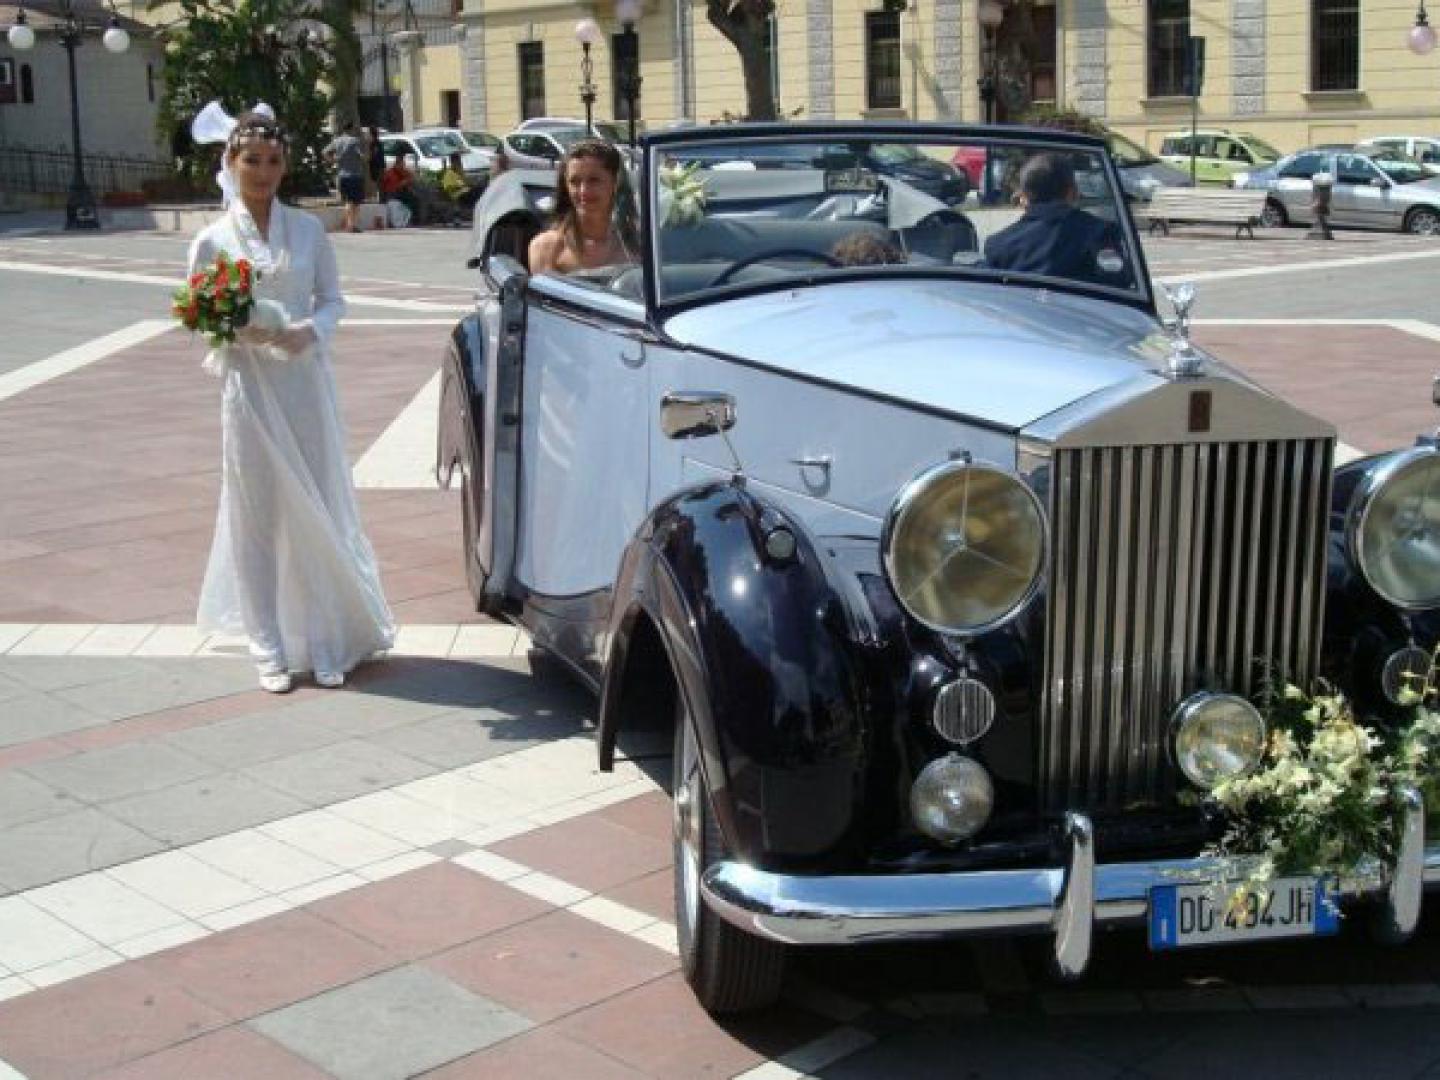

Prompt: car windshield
[
  {"left": 651, "top": 134, "right": 1142, "bottom": 305},
  {"left": 465, "top": 131, "right": 500, "bottom": 149},
  {"left": 1241, "top": 135, "right": 1282, "bottom": 160},
  {"left": 550, "top": 128, "right": 596, "bottom": 149},
  {"left": 1106, "top": 130, "right": 1158, "bottom": 167},
  {"left": 415, "top": 134, "right": 464, "bottom": 157},
  {"left": 1372, "top": 155, "right": 1430, "bottom": 184}
]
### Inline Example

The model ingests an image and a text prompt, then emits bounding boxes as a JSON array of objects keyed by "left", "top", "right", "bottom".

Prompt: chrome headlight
[
  {"left": 1347, "top": 446, "right": 1440, "bottom": 610},
  {"left": 1171, "top": 692, "right": 1266, "bottom": 789},
  {"left": 882, "top": 460, "right": 1046, "bottom": 635},
  {"left": 910, "top": 754, "right": 994, "bottom": 844}
]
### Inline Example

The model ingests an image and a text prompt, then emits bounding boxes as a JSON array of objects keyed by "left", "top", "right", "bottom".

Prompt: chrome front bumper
[{"left": 700, "top": 790, "right": 1430, "bottom": 979}]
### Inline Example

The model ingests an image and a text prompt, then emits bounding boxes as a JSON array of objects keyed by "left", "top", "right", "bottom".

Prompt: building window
[
  {"left": 146, "top": 63, "right": 155, "bottom": 103},
  {"left": 0, "top": 59, "right": 14, "bottom": 106},
  {"left": 1147, "top": 0, "right": 1189, "bottom": 97},
  {"left": 517, "top": 41, "right": 545, "bottom": 120},
  {"left": 865, "top": 10, "right": 901, "bottom": 110},
  {"left": 441, "top": 89, "right": 460, "bottom": 126},
  {"left": 20, "top": 63, "right": 32, "bottom": 104},
  {"left": 611, "top": 30, "right": 638, "bottom": 124},
  {"left": 1312, "top": 0, "right": 1359, "bottom": 91},
  {"left": 1030, "top": 5, "right": 1058, "bottom": 104}
]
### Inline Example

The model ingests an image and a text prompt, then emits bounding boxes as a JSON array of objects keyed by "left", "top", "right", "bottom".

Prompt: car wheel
[
  {"left": 1261, "top": 199, "right": 1288, "bottom": 228},
  {"left": 460, "top": 463, "right": 485, "bottom": 606},
  {"left": 1404, "top": 207, "right": 1440, "bottom": 235},
  {"left": 672, "top": 701, "right": 786, "bottom": 1014}
]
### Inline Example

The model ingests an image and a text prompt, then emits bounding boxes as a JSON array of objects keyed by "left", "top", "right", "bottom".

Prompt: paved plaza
[{"left": 2, "top": 220, "right": 1440, "bottom": 1077}]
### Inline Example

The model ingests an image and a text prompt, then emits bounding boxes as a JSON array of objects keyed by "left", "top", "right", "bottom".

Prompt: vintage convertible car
[{"left": 437, "top": 123, "right": 1440, "bottom": 1014}]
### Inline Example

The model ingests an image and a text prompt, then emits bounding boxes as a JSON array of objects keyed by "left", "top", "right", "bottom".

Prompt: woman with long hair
[
  {"left": 187, "top": 111, "right": 394, "bottom": 693},
  {"left": 528, "top": 138, "right": 637, "bottom": 274}
]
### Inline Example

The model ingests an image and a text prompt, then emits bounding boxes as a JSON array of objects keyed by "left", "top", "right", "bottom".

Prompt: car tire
[
  {"left": 460, "top": 463, "right": 485, "bottom": 606},
  {"left": 672, "top": 701, "right": 786, "bottom": 1014},
  {"left": 1404, "top": 206, "right": 1440, "bottom": 235},
  {"left": 1261, "top": 199, "right": 1288, "bottom": 228}
]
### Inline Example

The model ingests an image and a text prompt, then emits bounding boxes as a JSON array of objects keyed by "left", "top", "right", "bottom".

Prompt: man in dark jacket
[{"left": 983, "top": 153, "right": 1128, "bottom": 287}]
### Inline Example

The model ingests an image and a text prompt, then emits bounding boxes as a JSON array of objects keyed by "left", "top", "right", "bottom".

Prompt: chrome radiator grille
[{"left": 1038, "top": 438, "right": 1333, "bottom": 812}]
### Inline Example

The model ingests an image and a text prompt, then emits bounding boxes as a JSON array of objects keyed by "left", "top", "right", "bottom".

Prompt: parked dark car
[{"left": 439, "top": 122, "right": 1440, "bottom": 1015}]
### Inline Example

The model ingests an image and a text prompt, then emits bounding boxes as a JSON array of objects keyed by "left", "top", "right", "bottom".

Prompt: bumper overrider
[{"left": 700, "top": 788, "right": 1431, "bottom": 978}]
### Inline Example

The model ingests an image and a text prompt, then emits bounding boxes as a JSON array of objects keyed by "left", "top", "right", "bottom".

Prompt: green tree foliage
[
  {"left": 153, "top": 0, "right": 360, "bottom": 195},
  {"left": 706, "top": 0, "right": 778, "bottom": 121},
  {"left": 1018, "top": 104, "right": 1106, "bottom": 137}
]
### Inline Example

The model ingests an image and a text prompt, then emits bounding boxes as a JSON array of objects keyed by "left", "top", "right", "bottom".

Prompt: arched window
[{"left": 20, "top": 63, "right": 34, "bottom": 105}]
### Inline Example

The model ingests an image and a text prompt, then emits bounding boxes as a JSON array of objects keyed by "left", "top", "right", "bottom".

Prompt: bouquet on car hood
[{"left": 172, "top": 251, "right": 287, "bottom": 347}]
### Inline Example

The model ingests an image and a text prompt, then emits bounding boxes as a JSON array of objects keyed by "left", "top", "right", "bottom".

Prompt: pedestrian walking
[
  {"left": 188, "top": 109, "right": 395, "bottom": 693},
  {"left": 324, "top": 122, "right": 367, "bottom": 233}
]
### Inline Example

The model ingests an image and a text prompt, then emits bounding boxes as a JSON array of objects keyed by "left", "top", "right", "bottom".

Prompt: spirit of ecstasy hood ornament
[{"left": 1160, "top": 281, "right": 1205, "bottom": 378}]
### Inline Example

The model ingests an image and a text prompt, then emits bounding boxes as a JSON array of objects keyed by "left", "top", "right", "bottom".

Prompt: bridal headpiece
[{"left": 190, "top": 100, "right": 284, "bottom": 206}]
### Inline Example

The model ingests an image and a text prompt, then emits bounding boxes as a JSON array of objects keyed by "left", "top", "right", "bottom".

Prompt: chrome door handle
[{"left": 790, "top": 455, "right": 832, "bottom": 470}]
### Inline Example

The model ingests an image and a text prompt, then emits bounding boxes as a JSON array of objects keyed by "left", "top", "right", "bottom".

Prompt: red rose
[{"left": 189, "top": 273, "right": 204, "bottom": 287}]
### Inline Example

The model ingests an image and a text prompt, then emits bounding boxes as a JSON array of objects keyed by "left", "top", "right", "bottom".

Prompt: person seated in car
[
  {"left": 529, "top": 139, "right": 637, "bottom": 275},
  {"left": 831, "top": 232, "right": 906, "bottom": 266},
  {"left": 982, "top": 153, "right": 1128, "bottom": 287}
]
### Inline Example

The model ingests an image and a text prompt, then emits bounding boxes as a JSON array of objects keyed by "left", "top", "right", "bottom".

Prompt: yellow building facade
[{"left": 392, "top": 0, "right": 1437, "bottom": 158}]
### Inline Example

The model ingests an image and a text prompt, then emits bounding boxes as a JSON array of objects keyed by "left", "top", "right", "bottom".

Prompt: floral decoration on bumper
[
  {"left": 1202, "top": 658, "right": 1440, "bottom": 894},
  {"left": 172, "top": 251, "right": 286, "bottom": 347}
]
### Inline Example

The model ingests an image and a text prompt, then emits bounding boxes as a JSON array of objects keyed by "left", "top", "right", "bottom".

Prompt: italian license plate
[{"left": 1149, "top": 876, "right": 1340, "bottom": 950}]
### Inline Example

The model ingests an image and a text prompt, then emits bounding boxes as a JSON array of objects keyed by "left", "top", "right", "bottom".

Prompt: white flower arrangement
[
  {"left": 659, "top": 161, "right": 707, "bottom": 227},
  {"left": 1203, "top": 653, "right": 1440, "bottom": 901}
]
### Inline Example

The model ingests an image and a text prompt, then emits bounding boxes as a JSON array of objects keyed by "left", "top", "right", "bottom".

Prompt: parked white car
[
  {"left": 411, "top": 125, "right": 503, "bottom": 171},
  {"left": 516, "top": 116, "right": 628, "bottom": 144},
  {"left": 1359, "top": 136, "right": 1440, "bottom": 174},
  {"left": 379, "top": 130, "right": 488, "bottom": 183}
]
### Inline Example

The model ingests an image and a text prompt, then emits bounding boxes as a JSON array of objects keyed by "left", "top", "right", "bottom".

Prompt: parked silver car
[{"left": 1238, "top": 147, "right": 1440, "bottom": 233}]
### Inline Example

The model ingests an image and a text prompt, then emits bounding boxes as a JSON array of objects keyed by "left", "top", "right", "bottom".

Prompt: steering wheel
[{"left": 710, "top": 248, "right": 843, "bottom": 287}]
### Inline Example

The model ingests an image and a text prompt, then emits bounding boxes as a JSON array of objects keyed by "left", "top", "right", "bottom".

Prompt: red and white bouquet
[{"left": 172, "top": 251, "right": 286, "bottom": 347}]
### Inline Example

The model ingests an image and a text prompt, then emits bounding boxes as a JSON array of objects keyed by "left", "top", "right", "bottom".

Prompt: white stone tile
[
  {"left": 0, "top": 625, "right": 37, "bottom": 653},
  {"left": 196, "top": 896, "right": 294, "bottom": 932},
  {"left": 192, "top": 631, "right": 251, "bottom": 658},
  {"left": 259, "top": 810, "right": 412, "bottom": 870},
  {"left": 8, "top": 624, "right": 97, "bottom": 656},
  {"left": 785, "top": 978, "right": 875, "bottom": 1022},
  {"left": 767, "top": 1027, "right": 876, "bottom": 1077},
  {"left": 391, "top": 624, "right": 460, "bottom": 658},
  {"left": 523, "top": 798, "right": 596, "bottom": 827},
  {"left": 457, "top": 819, "right": 538, "bottom": 848},
  {"left": 0, "top": 976, "right": 34, "bottom": 1003},
  {"left": 507, "top": 871, "right": 591, "bottom": 908},
  {"left": 113, "top": 922, "right": 210, "bottom": 959},
  {"left": 582, "top": 779, "right": 665, "bottom": 812},
  {"left": 328, "top": 789, "right": 482, "bottom": 847},
  {"left": 452, "top": 849, "right": 531, "bottom": 883},
  {"left": 188, "top": 828, "right": 343, "bottom": 894},
  {"left": 130, "top": 624, "right": 209, "bottom": 657},
  {"left": 393, "top": 772, "right": 540, "bottom": 824},
  {"left": 356, "top": 850, "right": 440, "bottom": 882},
  {"left": 448, "top": 624, "right": 522, "bottom": 658},
  {"left": 28, "top": 874, "right": 186, "bottom": 946},
  {"left": 281, "top": 872, "right": 368, "bottom": 907},
  {"left": 0, "top": 897, "right": 97, "bottom": 973},
  {"left": 107, "top": 850, "right": 265, "bottom": 919},
  {"left": 569, "top": 896, "right": 655, "bottom": 935},
  {"left": 26, "top": 946, "right": 123, "bottom": 988},
  {"left": 74, "top": 624, "right": 158, "bottom": 656},
  {"left": 630, "top": 920, "right": 680, "bottom": 955}
]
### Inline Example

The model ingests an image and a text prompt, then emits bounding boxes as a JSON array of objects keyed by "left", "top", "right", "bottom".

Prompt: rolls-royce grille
[{"left": 1039, "top": 438, "right": 1334, "bottom": 812}]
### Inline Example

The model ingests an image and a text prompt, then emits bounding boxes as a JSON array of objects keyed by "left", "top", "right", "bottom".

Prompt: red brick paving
[
  {"left": 422, "top": 1026, "right": 648, "bottom": 1079},
  {"left": 602, "top": 869, "right": 676, "bottom": 925},
  {"left": 427, "top": 908, "right": 678, "bottom": 1023},
  {"left": 489, "top": 814, "right": 673, "bottom": 895},
  {"left": 92, "top": 1025, "right": 332, "bottom": 1080}
]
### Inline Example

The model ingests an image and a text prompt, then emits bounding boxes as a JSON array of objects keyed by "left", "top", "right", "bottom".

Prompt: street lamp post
[
  {"left": 977, "top": 0, "right": 1004, "bottom": 126},
  {"left": 1410, "top": 1, "right": 1437, "bottom": 54},
  {"left": 616, "top": 0, "right": 643, "bottom": 147},
  {"left": 574, "top": 17, "right": 600, "bottom": 135},
  {"left": 8, "top": 1, "right": 131, "bottom": 230}
]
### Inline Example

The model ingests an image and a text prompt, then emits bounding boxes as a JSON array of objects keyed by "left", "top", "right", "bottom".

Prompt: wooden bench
[{"left": 1140, "top": 187, "right": 1268, "bottom": 239}]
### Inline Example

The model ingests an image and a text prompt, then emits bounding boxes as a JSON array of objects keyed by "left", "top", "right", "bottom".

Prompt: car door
[
  {"left": 512, "top": 274, "right": 651, "bottom": 609},
  {"left": 1273, "top": 151, "right": 1326, "bottom": 223},
  {"left": 1332, "top": 153, "right": 1395, "bottom": 229},
  {"left": 1195, "top": 136, "right": 1227, "bottom": 184}
]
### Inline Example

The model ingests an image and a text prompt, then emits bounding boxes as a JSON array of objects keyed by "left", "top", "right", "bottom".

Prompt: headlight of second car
[
  {"left": 882, "top": 459, "right": 1046, "bottom": 635},
  {"left": 1347, "top": 446, "right": 1440, "bottom": 610}
]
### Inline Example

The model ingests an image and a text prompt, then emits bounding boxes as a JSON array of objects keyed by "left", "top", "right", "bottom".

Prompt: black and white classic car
[{"left": 437, "top": 124, "right": 1440, "bottom": 1013}]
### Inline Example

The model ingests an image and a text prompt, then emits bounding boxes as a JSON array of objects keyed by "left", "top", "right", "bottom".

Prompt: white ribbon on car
[{"left": 190, "top": 99, "right": 278, "bottom": 208}]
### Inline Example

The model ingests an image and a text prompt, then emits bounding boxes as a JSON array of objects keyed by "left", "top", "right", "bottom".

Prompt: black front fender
[{"left": 598, "top": 482, "right": 873, "bottom": 868}]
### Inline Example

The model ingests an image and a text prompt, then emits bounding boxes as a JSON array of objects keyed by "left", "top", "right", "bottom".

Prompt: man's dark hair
[{"left": 1017, "top": 153, "right": 1076, "bottom": 205}]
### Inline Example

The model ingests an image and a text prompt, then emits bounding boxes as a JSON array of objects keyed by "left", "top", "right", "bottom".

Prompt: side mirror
[{"left": 660, "top": 391, "right": 736, "bottom": 440}]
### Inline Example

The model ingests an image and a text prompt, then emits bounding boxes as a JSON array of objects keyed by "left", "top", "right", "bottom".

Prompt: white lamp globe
[
  {"left": 103, "top": 25, "right": 130, "bottom": 52},
  {"left": 1410, "top": 20, "right": 1438, "bottom": 54},
  {"left": 7, "top": 22, "right": 36, "bottom": 50},
  {"left": 616, "top": 0, "right": 642, "bottom": 26},
  {"left": 574, "top": 17, "right": 601, "bottom": 45},
  {"left": 978, "top": 0, "right": 1005, "bottom": 29}
]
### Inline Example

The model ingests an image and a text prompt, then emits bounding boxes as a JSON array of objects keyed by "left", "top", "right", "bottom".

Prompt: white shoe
[
  {"left": 314, "top": 670, "right": 345, "bottom": 689},
  {"left": 259, "top": 670, "right": 293, "bottom": 693}
]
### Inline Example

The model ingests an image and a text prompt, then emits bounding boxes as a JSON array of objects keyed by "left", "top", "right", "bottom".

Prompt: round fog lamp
[
  {"left": 910, "top": 753, "right": 994, "bottom": 844},
  {"left": 1171, "top": 692, "right": 1266, "bottom": 789},
  {"left": 1347, "top": 446, "right": 1440, "bottom": 610}
]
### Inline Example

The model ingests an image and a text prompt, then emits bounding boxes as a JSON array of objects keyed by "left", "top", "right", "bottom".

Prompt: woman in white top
[
  {"left": 528, "top": 138, "right": 636, "bottom": 275},
  {"left": 188, "top": 112, "right": 394, "bottom": 693}
]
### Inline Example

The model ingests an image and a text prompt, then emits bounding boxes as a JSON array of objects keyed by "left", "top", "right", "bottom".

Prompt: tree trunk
[{"left": 706, "top": 0, "right": 778, "bottom": 121}]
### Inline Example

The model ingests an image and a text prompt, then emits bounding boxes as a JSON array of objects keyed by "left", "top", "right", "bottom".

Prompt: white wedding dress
[{"left": 188, "top": 199, "right": 395, "bottom": 676}]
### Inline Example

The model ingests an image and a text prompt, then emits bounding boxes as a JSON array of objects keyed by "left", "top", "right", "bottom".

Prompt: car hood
[{"left": 662, "top": 280, "right": 1188, "bottom": 431}]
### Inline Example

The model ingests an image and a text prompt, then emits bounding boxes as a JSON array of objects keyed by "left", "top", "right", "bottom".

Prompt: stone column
[
  {"left": 1232, "top": 0, "right": 1266, "bottom": 115},
  {"left": 933, "top": 0, "right": 963, "bottom": 119},
  {"left": 807, "top": 0, "right": 835, "bottom": 119},
  {"left": 1072, "top": 0, "right": 1107, "bottom": 119},
  {"left": 394, "top": 29, "right": 424, "bottom": 130}
]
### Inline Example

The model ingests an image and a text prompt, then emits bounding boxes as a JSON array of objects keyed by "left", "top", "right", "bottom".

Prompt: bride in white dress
[{"left": 188, "top": 112, "right": 394, "bottom": 693}]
